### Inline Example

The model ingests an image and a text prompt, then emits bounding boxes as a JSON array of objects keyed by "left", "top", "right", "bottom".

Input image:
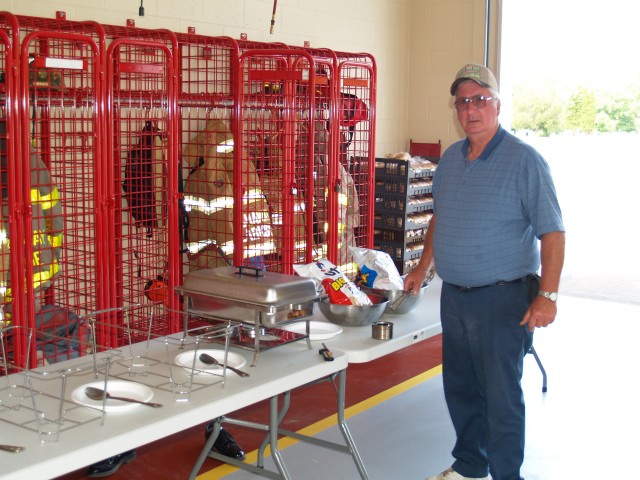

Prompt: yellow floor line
[{"left": 196, "top": 364, "right": 442, "bottom": 479}]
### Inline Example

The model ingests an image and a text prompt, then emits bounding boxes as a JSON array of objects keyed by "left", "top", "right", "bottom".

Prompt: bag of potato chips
[
  {"left": 349, "top": 246, "right": 404, "bottom": 290},
  {"left": 294, "top": 258, "right": 371, "bottom": 306}
]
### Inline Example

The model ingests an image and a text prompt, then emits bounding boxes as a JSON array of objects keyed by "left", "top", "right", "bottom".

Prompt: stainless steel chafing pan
[
  {"left": 176, "top": 266, "right": 323, "bottom": 365},
  {"left": 176, "top": 266, "right": 320, "bottom": 326}
]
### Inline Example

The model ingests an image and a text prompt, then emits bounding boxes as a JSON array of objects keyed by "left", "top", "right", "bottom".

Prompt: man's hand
[
  {"left": 404, "top": 268, "right": 425, "bottom": 295},
  {"left": 520, "top": 296, "right": 557, "bottom": 332}
]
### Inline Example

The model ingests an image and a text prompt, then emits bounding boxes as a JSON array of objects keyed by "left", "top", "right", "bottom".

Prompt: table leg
[
  {"left": 188, "top": 419, "right": 221, "bottom": 480},
  {"left": 269, "top": 394, "right": 292, "bottom": 479},
  {"left": 268, "top": 370, "right": 369, "bottom": 479},
  {"left": 189, "top": 370, "right": 368, "bottom": 480},
  {"left": 258, "top": 391, "right": 290, "bottom": 468},
  {"left": 336, "top": 369, "right": 368, "bottom": 479},
  {"left": 249, "top": 319, "right": 262, "bottom": 367}
]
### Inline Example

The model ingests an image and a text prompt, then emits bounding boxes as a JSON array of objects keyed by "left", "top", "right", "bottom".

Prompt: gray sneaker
[{"left": 426, "top": 467, "right": 490, "bottom": 480}]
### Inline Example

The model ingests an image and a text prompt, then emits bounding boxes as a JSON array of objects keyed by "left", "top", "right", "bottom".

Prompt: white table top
[
  {"left": 0, "top": 279, "right": 442, "bottom": 479},
  {"left": 0, "top": 339, "right": 348, "bottom": 480},
  {"left": 307, "top": 278, "right": 443, "bottom": 363}
]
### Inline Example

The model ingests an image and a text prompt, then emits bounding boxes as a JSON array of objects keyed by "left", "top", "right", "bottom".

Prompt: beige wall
[
  {"left": 2, "top": 0, "right": 495, "bottom": 156},
  {"left": 409, "top": 0, "right": 496, "bottom": 153}
]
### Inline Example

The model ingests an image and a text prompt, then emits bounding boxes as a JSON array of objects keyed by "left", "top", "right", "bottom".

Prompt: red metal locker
[
  {"left": 334, "top": 57, "right": 376, "bottom": 277},
  {"left": 0, "top": 12, "right": 27, "bottom": 364},
  {"left": 106, "top": 35, "right": 180, "bottom": 343},
  {"left": 18, "top": 29, "right": 103, "bottom": 365},
  {"left": 235, "top": 49, "right": 318, "bottom": 274},
  {"left": 0, "top": 13, "right": 378, "bottom": 366}
]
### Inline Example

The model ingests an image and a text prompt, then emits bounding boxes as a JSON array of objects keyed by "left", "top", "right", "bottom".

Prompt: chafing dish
[{"left": 176, "top": 266, "right": 322, "bottom": 365}]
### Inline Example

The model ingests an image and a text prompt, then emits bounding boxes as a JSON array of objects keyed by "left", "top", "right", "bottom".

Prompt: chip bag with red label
[{"left": 294, "top": 258, "right": 372, "bottom": 306}]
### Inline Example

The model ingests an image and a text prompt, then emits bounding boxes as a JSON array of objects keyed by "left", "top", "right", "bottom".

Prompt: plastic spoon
[
  {"left": 198, "top": 353, "right": 250, "bottom": 377},
  {"left": 0, "top": 444, "right": 25, "bottom": 453},
  {"left": 84, "top": 386, "right": 163, "bottom": 408}
]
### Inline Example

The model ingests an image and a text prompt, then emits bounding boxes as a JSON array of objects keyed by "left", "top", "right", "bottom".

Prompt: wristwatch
[{"left": 538, "top": 291, "right": 558, "bottom": 302}]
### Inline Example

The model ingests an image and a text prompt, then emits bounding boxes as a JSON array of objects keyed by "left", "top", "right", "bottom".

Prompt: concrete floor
[{"left": 215, "top": 294, "right": 640, "bottom": 480}]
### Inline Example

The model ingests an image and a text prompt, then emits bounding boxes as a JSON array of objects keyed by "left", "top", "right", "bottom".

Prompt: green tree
[
  {"left": 596, "top": 92, "right": 638, "bottom": 133},
  {"left": 511, "top": 79, "right": 640, "bottom": 135},
  {"left": 566, "top": 88, "right": 596, "bottom": 133},
  {"left": 511, "top": 85, "right": 564, "bottom": 136}
]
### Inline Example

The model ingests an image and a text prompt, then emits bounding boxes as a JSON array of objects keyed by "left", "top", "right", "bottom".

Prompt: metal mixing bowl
[
  {"left": 360, "top": 282, "right": 429, "bottom": 314},
  {"left": 317, "top": 293, "right": 389, "bottom": 327}
]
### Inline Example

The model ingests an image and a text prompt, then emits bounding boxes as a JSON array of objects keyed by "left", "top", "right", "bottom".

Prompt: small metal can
[{"left": 372, "top": 321, "right": 393, "bottom": 340}]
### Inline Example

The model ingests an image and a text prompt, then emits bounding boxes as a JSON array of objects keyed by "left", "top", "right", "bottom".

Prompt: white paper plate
[
  {"left": 281, "top": 321, "right": 343, "bottom": 341},
  {"left": 71, "top": 380, "right": 154, "bottom": 412},
  {"left": 174, "top": 349, "right": 247, "bottom": 375},
  {"left": 256, "top": 333, "right": 279, "bottom": 341}
]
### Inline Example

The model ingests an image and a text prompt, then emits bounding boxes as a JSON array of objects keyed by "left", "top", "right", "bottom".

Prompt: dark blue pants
[{"left": 440, "top": 280, "right": 533, "bottom": 480}]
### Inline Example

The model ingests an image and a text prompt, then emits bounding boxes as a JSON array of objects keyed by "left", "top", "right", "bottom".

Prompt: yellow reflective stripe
[
  {"left": 216, "top": 139, "right": 234, "bottom": 153},
  {"left": 186, "top": 239, "right": 276, "bottom": 258},
  {"left": 185, "top": 239, "right": 215, "bottom": 255},
  {"left": 185, "top": 189, "right": 266, "bottom": 215},
  {"left": 32, "top": 261, "right": 60, "bottom": 289},
  {"left": 184, "top": 195, "right": 233, "bottom": 214},
  {"left": 49, "top": 232, "right": 63, "bottom": 248},
  {"left": 244, "top": 189, "right": 264, "bottom": 201},
  {"left": 32, "top": 230, "right": 46, "bottom": 247},
  {"left": 2, "top": 261, "right": 60, "bottom": 303},
  {"left": 31, "top": 186, "right": 60, "bottom": 211}
]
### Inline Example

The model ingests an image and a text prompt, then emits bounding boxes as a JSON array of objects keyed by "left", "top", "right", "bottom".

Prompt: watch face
[{"left": 539, "top": 291, "right": 558, "bottom": 302}]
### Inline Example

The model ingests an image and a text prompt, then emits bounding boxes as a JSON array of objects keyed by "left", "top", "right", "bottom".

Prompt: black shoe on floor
[
  {"left": 87, "top": 450, "right": 137, "bottom": 477},
  {"left": 205, "top": 422, "right": 246, "bottom": 460}
]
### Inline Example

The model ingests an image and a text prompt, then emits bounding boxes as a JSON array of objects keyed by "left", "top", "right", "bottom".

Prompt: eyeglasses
[{"left": 454, "top": 95, "right": 495, "bottom": 112}]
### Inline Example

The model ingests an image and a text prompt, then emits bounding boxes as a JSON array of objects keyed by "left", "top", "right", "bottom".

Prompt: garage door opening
[{"left": 499, "top": 0, "right": 640, "bottom": 305}]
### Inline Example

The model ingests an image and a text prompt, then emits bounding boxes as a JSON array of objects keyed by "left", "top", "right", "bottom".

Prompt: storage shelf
[{"left": 373, "top": 156, "right": 436, "bottom": 274}]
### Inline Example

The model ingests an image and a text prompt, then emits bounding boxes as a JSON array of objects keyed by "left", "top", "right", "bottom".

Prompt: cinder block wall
[{"left": 4, "top": 0, "right": 492, "bottom": 155}]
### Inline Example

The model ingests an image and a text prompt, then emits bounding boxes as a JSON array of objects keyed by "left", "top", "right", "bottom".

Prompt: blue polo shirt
[{"left": 432, "top": 126, "right": 564, "bottom": 287}]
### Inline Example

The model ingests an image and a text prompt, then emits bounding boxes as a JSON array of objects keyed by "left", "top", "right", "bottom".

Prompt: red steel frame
[
  {"left": 105, "top": 34, "right": 181, "bottom": 343},
  {"left": 0, "top": 13, "right": 27, "bottom": 363},
  {"left": 19, "top": 29, "right": 103, "bottom": 365},
  {"left": 235, "top": 49, "right": 317, "bottom": 274},
  {"left": 0, "top": 13, "right": 377, "bottom": 368}
]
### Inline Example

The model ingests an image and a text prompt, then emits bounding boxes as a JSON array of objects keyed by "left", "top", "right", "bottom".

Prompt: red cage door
[
  {"left": 18, "top": 30, "right": 103, "bottom": 365},
  {"left": 0, "top": 16, "right": 28, "bottom": 364},
  {"left": 234, "top": 49, "right": 318, "bottom": 274},
  {"left": 332, "top": 60, "right": 376, "bottom": 277},
  {"left": 106, "top": 37, "right": 180, "bottom": 345}
]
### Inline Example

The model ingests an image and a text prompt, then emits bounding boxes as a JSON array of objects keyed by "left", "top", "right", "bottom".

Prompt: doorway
[{"left": 499, "top": 0, "right": 640, "bottom": 305}]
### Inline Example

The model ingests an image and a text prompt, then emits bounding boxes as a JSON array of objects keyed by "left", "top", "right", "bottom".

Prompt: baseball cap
[{"left": 450, "top": 64, "right": 499, "bottom": 96}]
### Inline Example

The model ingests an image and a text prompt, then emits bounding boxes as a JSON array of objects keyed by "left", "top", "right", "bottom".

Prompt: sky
[{"left": 500, "top": 0, "right": 640, "bottom": 93}]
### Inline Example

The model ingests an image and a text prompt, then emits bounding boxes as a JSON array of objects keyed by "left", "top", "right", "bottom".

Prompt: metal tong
[
  {"left": 389, "top": 291, "right": 411, "bottom": 311},
  {"left": 391, "top": 267, "right": 436, "bottom": 311}
]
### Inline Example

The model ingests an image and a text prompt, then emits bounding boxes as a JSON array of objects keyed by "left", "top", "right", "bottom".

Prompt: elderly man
[{"left": 405, "top": 64, "right": 565, "bottom": 480}]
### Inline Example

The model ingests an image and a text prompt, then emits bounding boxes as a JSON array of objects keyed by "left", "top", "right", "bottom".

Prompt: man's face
[{"left": 454, "top": 81, "right": 500, "bottom": 138}]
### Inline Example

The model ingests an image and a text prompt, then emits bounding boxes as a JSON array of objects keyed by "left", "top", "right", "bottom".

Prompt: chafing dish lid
[{"left": 178, "top": 266, "right": 319, "bottom": 307}]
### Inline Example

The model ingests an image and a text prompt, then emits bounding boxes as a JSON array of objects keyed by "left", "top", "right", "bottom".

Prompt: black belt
[{"left": 450, "top": 275, "right": 531, "bottom": 292}]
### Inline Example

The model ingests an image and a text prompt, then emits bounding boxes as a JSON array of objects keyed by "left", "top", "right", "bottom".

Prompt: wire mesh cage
[
  {"left": 18, "top": 29, "right": 104, "bottom": 365},
  {"left": 0, "top": 13, "right": 377, "bottom": 369},
  {"left": 106, "top": 35, "right": 180, "bottom": 341}
]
